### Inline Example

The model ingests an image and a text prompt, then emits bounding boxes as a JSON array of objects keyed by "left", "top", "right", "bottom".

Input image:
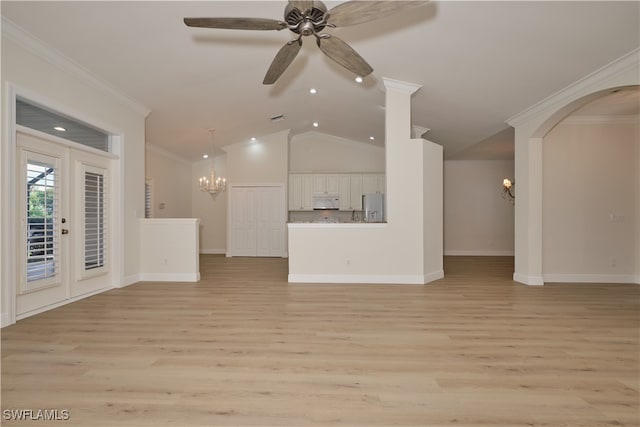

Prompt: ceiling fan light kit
[{"left": 184, "top": 1, "right": 428, "bottom": 84}]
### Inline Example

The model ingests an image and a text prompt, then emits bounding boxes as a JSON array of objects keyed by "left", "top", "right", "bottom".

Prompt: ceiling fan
[{"left": 184, "top": 1, "right": 428, "bottom": 85}]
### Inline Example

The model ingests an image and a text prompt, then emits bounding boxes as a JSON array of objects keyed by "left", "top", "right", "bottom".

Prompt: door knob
[{"left": 61, "top": 229, "right": 69, "bottom": 235}]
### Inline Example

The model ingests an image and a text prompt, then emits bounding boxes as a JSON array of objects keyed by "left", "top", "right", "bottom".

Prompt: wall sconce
[{"left": 502, "top": 178, "right": 514, "bottom": 203}]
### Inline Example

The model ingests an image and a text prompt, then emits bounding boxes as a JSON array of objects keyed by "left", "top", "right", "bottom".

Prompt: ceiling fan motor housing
[{"left": 285, "top": 1, "right": 328, "bottom": 35}]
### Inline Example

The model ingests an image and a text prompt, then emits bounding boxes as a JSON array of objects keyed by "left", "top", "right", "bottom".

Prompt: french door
[{"left": 16, "top": 130, "right": 111, "bottom": 318}]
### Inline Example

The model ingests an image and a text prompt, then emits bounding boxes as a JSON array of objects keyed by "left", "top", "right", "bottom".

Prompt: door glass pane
[
  {"left": 26, "top": 160, "right": 58, "bottom": 282},
  {"left": 84, "top": 171, "right": 106, "bottom": 270}
]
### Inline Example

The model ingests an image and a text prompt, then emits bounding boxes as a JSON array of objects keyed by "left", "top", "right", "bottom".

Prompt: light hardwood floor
[{"left": 2, "top": 256, "right": 638, "bottom": 426}]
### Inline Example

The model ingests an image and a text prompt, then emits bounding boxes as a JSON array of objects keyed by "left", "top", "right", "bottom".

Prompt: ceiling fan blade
[
  {"left": 317, "top": 35, "right": 373, "bottom": 77},
  {"left": 263, "top": 39, "right": 303, "bottom": 85},
  {"left": 288, "top": 1, "right": 316, "bottom": 14},
  {"left": 183, "top": 17, "right": 287, "bottom": 31},
  {"left": 326, "top": 1, "right": 429, "bottom": 27}
]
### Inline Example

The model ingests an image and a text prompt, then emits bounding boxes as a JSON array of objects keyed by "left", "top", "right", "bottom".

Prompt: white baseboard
[
  {"left": 445, "top": 250, "right": 515, "bottom": 256},
  {"left": 513, "top": 273, "right": 544, "bottom": 286},
  {"left": 200, "top": 249, "right": 226, "bottom": 255},
  {"left": 121, "top": 274, "right": 141, "bottom": 288},
  {"left": 139, "top": 272, "right": 200, "bottom": 282},
  {"left": 423, "top": 270, "right": 445, "bottom": 283},
  {"left": 15, "top": 286, "right": 113, "bottom": 322},
  {"left": 1, "top": 312, "right": 11, "bottom": 328},
  {"left": 543, "top": 274, "right": 640, "bottom": 284},
  {"left": 289, "top": 274, "right": 434, "bottom": 285}
]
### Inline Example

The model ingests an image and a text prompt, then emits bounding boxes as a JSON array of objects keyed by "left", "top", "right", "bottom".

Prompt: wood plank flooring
[{"left": 2, "top": 256, "right": 638, "bottom": 426}]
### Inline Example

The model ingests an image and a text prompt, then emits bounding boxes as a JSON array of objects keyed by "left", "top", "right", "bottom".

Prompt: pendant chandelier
[{"left": 199, "top": 129, "right": 226, "bottom": 194}]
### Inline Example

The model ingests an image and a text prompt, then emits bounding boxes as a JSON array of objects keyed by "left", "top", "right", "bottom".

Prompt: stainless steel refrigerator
[{"left": 363, "top": 193, "right": 384, "bottom": 222}]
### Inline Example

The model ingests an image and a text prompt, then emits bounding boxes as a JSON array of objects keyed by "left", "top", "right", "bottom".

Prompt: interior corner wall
[
  {"left": 145, "top": 146, "right": 192, "bottom": 219},
  {"left": 444, "top": 160, "right": 515, "bottom": 256},
  {"left": 1, "top": 33, "right": 147, "bottom": 324},
  {"left": 192, "top": 156, "right": 227, "bottom": 254},
  {"left": 542, "top": 119, "right": 639, "bottom": 282},
  {"left": 289, "top": 132, "right": 385, "bottom": 172}
]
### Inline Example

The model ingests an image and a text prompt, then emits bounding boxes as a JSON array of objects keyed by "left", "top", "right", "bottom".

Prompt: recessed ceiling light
[
  {"left": 203, "top": 154, "right": 209, "bottom": 159},
  {"left": 309, "top": 88, "right": 317, "bottom": 94},
  {"left": 369, "top": 136, "right": 375, "bottom": 141},
  {"left": 355, "top": 76, "right": 363, "bottom": 83},
  {"left": 53, "top": 126, "right": 66, "bottom": 132},
  {"left": 312, "top": 122, "right": 319, "bottom": 127},
  {"left": 250, "top": 137, "right": 257, "bottom": 141}
]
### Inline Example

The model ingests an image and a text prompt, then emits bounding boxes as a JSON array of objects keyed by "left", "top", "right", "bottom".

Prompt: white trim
[
  {"left": 16, "top": 125, "right": 118, "bottom": 159},
  {"left": 121, "top": 274, "right": 141, "bottom": 287},
  {"left": 146, "top": 143, "right": 191, "bottom": 166},
  {"left": 1, "top": 17, "right": 150, "bottom": 118},
  {"left": 139, "top": 273, "right": 200, "bottom": 282},
  {"left": 423, "top": 270, "right": 445, "bottom": 283},
  {"left": 381, "top": 77, "right": 422, "bottom": 95},
  {"left": 560, "top": 115, "right": 639, "bottom": 125},
  {"left": 288, "top": 274, "right": 432, "bottom": 285},
  {"left": 15, "top": 285, "right": 112, "bottom": 322},
  {"left": 200, "top": 249, "right": 226, "bottom": 255},
  {"left": 543, "top": 274, "right": 640, "bottom": 284},
  {"left": 445, "top": 250, "right": 515, "bottom": 256},
  {"left": 513, "top": 273, "right": 544, "bottom": 286},
  {"left": 1, "top": 313, "right": 11, "bottom": 328},
  {"left": 507, "top": 48, "right": 640, "bottom": 127}
]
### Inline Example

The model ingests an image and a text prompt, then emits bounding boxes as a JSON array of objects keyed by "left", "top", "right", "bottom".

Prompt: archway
[{"left": 507, "top": 49, "right": 639, "bottom": 285}]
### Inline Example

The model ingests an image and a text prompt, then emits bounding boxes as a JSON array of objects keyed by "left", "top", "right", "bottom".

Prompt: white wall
[
  {"left": 145, "top": 144, "right": 192, "bottom": 219},
  {"left": 290, "top": 131, "right": 385, "bottom": 172},
  {"left": 224, "top": 130, "right": 289, "bottom": 185},
  {"left": 139, "top": 219, "right": 200, "bottom": 282},
  {"left": 444, "top": 160, "right": 515, "bottom": 255},
  {"left": 1, "top": 25, "right": 147, "bottom": 325},
  {"left": 192, "top": 155, "right": 227, "bottom": 254},
  {"left": 288, "top": 79, "right": 443, "bottom": 284},
  {"left": 542, "top": 118, "right": 639, "bottom": 282}
]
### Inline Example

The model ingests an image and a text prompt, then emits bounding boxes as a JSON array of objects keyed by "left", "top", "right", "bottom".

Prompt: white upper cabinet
[
  {"left": 289, "top": 173, "right": 383, "bottom": 211},
  {"left": 288, "top": 174, "right": 313, "bottom": 211},
  {"left": 362, "top": 173, "right": 385, "bottom": 194},
  {"left": 313, "top": 174, "right": 339, "bottom": 194}
]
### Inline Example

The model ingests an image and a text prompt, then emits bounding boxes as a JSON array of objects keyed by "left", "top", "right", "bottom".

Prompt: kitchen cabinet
[
  {"left": 338, "top": 175, "right": 363, "bottom": 211},
  {"left": 313, "top": 174, "right": 339, "bottom": 194},
  {"left": 362, "top": 173, "right": 385, "bottom": 194},
  {"left": 350, "top": 175, "right": 363, "bottom": 210},
  {"left": 288, "top": 174, "right": 313, "bottom": 211},
  {"left": 288, "top": 173, "right": 383, "bottom": 212}
]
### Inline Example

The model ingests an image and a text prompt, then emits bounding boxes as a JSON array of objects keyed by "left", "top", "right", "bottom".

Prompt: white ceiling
[{"left": 2, "top": 1, "right": 639, "bottom": 161}]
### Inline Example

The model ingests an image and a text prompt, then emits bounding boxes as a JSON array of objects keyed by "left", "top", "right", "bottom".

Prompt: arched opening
[{"left": 540, "top": 86, "right": 639, "bottom": 282}]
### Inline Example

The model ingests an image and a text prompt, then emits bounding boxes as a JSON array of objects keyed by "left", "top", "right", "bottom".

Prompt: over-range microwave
[{"left": 312, "top": 195, "right": 340, "bottom": 210}]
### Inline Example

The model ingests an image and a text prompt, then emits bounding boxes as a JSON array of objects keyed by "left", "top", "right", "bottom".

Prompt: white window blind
[
  {"left": 145, "top": 180, "right": 153, "bottom": 218},
  {"left": 84, "top": 169, "right": 107, "bottom": 271}
]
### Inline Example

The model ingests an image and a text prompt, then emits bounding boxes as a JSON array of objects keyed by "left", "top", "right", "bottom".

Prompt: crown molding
[
  {"left": 560, "top": 115, "right": 639, "bottom": 125},
  {"left": 382, "top": 77, "right": 422, "bottom": 95},
  {"left": 1, "top": 17, "right": 151, "bottom": 118},
  {"left": 507, "top": 48, "right": 640, "bottom": 127}
]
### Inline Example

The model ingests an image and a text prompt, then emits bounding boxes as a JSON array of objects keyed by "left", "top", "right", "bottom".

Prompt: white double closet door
[
  {"left": 16, "top": 130, "right": 112, "bottom": 318},
  {"left": 228, "top": 185, "right": 286, "bottom": 257}
]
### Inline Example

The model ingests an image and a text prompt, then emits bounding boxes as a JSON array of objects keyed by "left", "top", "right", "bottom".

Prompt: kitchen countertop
[{"left": 288, "top": 222, "right": 387, "bottom": 228}]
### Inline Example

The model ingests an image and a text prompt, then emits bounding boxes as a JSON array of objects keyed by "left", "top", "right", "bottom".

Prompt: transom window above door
[{"left": 16, "top": 98, "right": 110, "bottom": 152}]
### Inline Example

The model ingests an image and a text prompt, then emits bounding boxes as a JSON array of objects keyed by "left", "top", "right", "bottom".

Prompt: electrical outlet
[{"left": 610, "top": 257, "right": 617, "bottom": 267}]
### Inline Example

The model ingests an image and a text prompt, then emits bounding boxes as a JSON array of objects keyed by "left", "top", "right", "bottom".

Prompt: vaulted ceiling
[{"left": 2, "top": 1, "right": 638, "bottom": 161}]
